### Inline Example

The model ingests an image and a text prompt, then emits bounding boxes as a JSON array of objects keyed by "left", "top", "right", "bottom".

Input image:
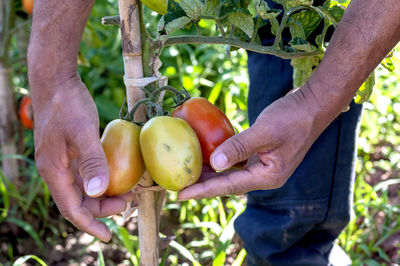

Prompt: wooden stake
[{"left": 117, "top": 1, "right": 158, "bottom": 264}]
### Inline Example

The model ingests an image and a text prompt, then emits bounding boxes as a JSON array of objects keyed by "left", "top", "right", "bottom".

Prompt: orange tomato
[
  {"left": 19, "top": 96, "right": 34, "bottom": 130},
  {"left": 22, "top": 0, "right": 34, "bottom": 15},
  {"left": 101, "top": 119, "right": 145, "bottom": 196}
]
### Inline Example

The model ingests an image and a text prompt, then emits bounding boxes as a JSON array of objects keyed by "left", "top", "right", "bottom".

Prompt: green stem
[
  {"left": 165, "top": 35, "right": 323, "bottom": 59},
  {"left": 251, "top": 16, "right": 262, "bottom": 43},
  {"left": 319, "top": 20, "right": 331, "bottom": 50},
  {"left": 1, "top": 0, "right": 14, "bottom": 64},
  {"left": 273, "top": 5, "right": 337, "bottom": 50},
  {"left": 215, "top": 19, "right": 227, "bottom": 38}
]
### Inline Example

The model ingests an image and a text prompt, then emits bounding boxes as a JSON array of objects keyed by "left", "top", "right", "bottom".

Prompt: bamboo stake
[{"left": 117, "top": 0, "right": 158, "bottom": 264}]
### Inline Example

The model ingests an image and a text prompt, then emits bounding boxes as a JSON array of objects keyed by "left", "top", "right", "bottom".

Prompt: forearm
[
  {"left": 305, "top": 0, "right": 400, "bottom": 132},
  {"left": 27, "top": 0, "right": 95, "bottom": 105}
]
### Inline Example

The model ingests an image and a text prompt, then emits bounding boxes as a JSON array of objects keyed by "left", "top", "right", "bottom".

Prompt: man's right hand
[{"left": 32, "top": 76, "right": 133, "bottom": 242}]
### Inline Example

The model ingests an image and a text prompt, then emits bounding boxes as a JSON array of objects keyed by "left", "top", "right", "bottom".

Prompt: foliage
[
  {"left": 337, "top": 65, "right": 400, "bottom": 265},
  {"left": 0, "top": 0, "right": 400, "bottom": 265}
]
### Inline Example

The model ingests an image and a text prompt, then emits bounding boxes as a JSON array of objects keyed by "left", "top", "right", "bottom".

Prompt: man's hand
[
  {"left": 178, "top": 85, "right": 320, "bottom": 200},
  {"left": 32, "top": 76, "right": 133, "bottom": 242},
  {"left": 179, "top": 0, "right": 400, "bottom": 200}
]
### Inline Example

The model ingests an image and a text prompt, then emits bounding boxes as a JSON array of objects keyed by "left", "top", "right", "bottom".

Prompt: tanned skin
[{"left": 28, "top": 0, "right": 400, "bottom": 241}]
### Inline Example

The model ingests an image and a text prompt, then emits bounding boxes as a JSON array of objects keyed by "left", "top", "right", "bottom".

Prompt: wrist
[{"left": 300, "top": 75, "right": 354, "bottom": 136}]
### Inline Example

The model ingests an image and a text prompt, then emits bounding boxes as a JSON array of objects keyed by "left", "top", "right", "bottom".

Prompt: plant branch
[
  {"left": 273, "top": 5, "right": 338, "bottom": 49},
  {"left": 101, "top": 15, "right": 120, "bottom": 26},
  {"left": 164, "top": 35, "right": 323, "bottom": 59},
  {"left": 215, "top": 19, "right": 227, "bottom": 38}
]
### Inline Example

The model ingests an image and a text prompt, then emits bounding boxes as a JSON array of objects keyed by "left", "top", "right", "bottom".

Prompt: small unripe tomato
[
  {"left": 22, "top": 0, "right": 34, "bottom": 15},
  {"left": 140, "top": 116, "right": 202, "bottom": 191},
  {"left": 101, "top": 119, "right": 145, "bottom": 196},
  {"left": 19, "top": 96, "right": 34, "bottom": 130}
]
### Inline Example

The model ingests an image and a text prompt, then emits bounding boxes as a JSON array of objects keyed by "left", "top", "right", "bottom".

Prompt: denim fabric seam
[
  {"left": 316, "top": 114, "right": 343, "bottom": 225},
  {"left": 247, "top": 196, "right": 330, "bottom": 208}
]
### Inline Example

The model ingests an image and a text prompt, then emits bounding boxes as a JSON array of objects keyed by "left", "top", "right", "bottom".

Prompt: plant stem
[
  {"left": 273, "top": 5, "right": 336, "bottom": 50},
  {"left": 117, "top": 1, "right": 158, "bottom": 265},
  {"left": 101, "top": 15, "right": 120, "bottom": 26},
  {"left": 251, "top": 16, "right": 261, "bottom": 43},
  {"left": 215, "top": 19, "right": 227, "bottom": 38},
  {"left": 165, "top": 35, "right": 323, "bottom": 59}
]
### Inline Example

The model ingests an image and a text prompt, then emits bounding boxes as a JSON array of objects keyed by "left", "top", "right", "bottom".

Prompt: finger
[
  {"left": 76, "top": 139, "right": 109, "bottom": 198},
  {"left": 118, "top": 190, "right": 135, "bottom": 203},
  {"left": 178, "top": 160, "right": 284, "bottom": 200},
  {"left": 178, "top": 168, "right": 260, "bottom": 200},
  {"left": 210, "top": 124, "right": 273, "bottom": 171},
  {"left": 82, "top": 196, "right": 130, "bottom": 218},
  {"left": 42, "top": 166, "right": 112, "bottom": 242}
]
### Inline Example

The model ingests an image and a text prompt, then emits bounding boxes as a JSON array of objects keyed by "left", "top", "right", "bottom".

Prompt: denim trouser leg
[{"left": 234, "top": 52, "right": 363, "bottom": 266}]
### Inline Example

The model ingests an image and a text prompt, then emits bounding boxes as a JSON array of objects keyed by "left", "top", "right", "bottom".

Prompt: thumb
[
  {"left": 210, "top": 125, "right": 267, "bottom": 171},
  {"left": 78, "top": 142, "right": 110, "bottom": 197}
]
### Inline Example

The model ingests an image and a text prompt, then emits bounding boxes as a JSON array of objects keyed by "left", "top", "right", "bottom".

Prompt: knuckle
[
  {"left": 225, "top": 176, "right": 243, "bottom": 195},
  {"left": 268, "top": 175, "right": 286, "bottom": 189},
  {"left": 79, "top": 157, "right": 106, "bottom": 177},
  {"left": 229, "top": 137, "right": 249, "bottom": 161},
  {"left": 35, "top": 157, "right": 47, "bottom": 175},
  {"left": 59, "top": 207, "right": 74, "bottom": 224}
]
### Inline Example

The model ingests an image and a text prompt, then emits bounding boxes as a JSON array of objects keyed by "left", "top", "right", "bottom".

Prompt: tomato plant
[
  {"left": 22, "top": 0, "right": 34, "bottom": 15},
  {"left": 140, "top": 116, "right": 202, "bottom": 191},
  {"left": 101, "top": 119, "right": 145, "bottom": 196},
  {"left": 172, "top": 97, "right": 235, "bottom": 165},
  {"left": 140, "top": 0, "right": 167, "bottom": 15},
  {"left": 19, "top": 96, "right": 34, "bottom": 130}
]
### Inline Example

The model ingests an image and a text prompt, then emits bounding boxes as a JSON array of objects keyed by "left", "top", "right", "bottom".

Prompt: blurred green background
[{"left": 0, "top": 0, "right": 399, "bottom": 265}]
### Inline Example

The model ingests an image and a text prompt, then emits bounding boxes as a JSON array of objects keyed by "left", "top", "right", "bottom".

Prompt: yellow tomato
[
  {"left": 101, "top": 119, "right": 145, "bottom": 196},
  {"left": 140, "top": 116, "right": 202, "bottom": 191},
  {"left": 140, "top": 0, "right": 168, "bottom": 15}
]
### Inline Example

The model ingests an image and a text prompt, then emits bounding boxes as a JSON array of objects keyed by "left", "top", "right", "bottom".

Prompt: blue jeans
[{"left": 234, "top": 52, "right": 363, "bottom": 265}]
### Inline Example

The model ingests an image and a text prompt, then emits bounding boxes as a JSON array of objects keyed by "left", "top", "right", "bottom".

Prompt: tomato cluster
[{"left": 102, "top": 97, "right": 235, "bottom": 195}]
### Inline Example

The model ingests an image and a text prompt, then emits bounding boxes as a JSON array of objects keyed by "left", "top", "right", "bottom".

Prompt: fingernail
[
  {"left": 86, "top": 177, "right": 103, "bottom": 196},
  {"left": 212, "top": 152, "right": 228, "bottom": 170}
]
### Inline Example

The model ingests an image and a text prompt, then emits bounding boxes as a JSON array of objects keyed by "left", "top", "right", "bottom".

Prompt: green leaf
[
  {"left": 232, "top": 248, "right": 247, "bottom": 266},
  {"left": 159, "top": 0, "right": 189, "bottom": 33},
  {"left": 291, "top": 55, "right": 321, "bottom": 88},
  {"left": 12, "top": 255, "right": 47, "bottom": 266},
  {"left": 165, "top": 16, "right": 192, "bottom": 33},
  {"left": 227, "top": 11, "right": 254, "bottom": 37},
  {"left": 289, "top": 37, "right": 315, "bottom": 52},
  {"left": 276, "top": 0, "right": 313, "bottom": 11},
  {"left": 0, "top": 170, "right": 10, "bottom": 222},
  {"left": 322, "top": 1, "right": 345, "bottom": 22},
  {"left": 180, "top": 0, "right": 204, "bottom": 19},
  {"left": 381, "top": 57, "right": 395, "bottom": 72},
  {"left": 118, "top": 227, "right": 135, "bottom": 255},
  {"left": 97, "top": 250, "right": 105, "bottom": 266},
  {"left": 287, "top": 18, "right": 306, "bottom": 39},
  {"left": 201, "top": 0, "right": 220, "bottom": 17},
  {"left": 169, "top": 240, "right": 201, "bottom": 266},
  {"left": 355, "top": 71, "right": 375, "bottom": 104},
  {"left": 291, "top": 10, "right": 322, "bottom": 38},
  {"left": 7, "top": 217, "right": 45, "bottom": 252}
]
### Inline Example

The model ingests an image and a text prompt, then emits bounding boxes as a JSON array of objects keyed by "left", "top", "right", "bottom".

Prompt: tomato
[
  {"left": 172, "top": 97, "right": 235, "bottom": 165},
  {"left": 140, "top": 116, "right": 202, "bottom": 191},
  {"left": 140, "top": 0, "right": 167, "bottom": 15},
  {"left": 22, "top": 0, "right": 34, "bottom": 15},
  {"left": 19, "top": 96, "right": 34, "bottom": 130},
  {"left": 101, "top": 119, "right": 145, "bottom": 196}
]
